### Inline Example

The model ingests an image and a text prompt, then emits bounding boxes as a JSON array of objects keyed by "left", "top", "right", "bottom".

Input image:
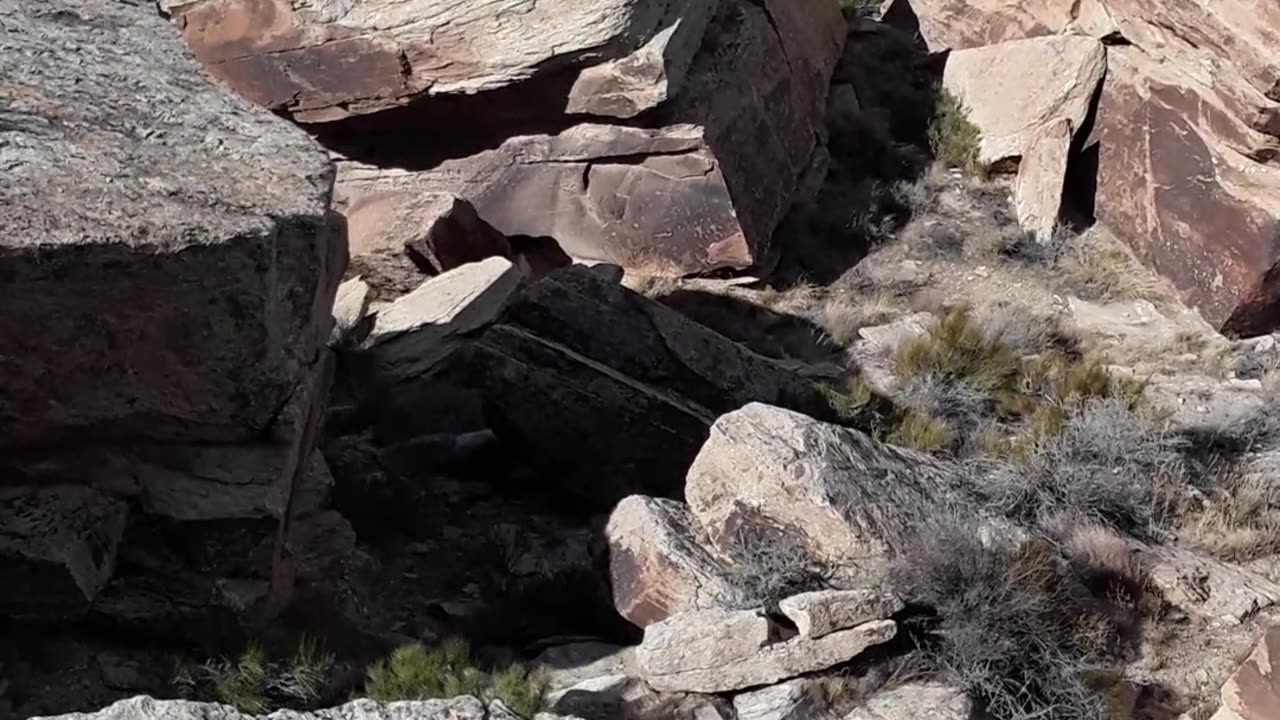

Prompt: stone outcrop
[
  {"left": 1138, "top": 544, "right": 1280, "bottom": 626},
  {"left": 637, "top": 607, "right": 897, "bottom": 693},
  {"left": 842, "top": 682, "right": 972, "bottom": 720},
  {"left": 346, "top": 193, "right": 516, "bottom": 301},
  {"left": 685, "top": 403, "right": 972, "bottom": 579},
  {"left": 1211, "top": 626, "right": 1280, "bottom": 720},
  {"left": 940, "top": 35, "right": 1106, "bottom": 240},
  {"left": 606, "top": 496, "right": 738, "bottom": 628},
  {"left": 165, "top": 0, "right": 846, "bottom": 276},
  {"left": 341, "top": 264, "right": 842, "bottom": 506},
  {"left": 33, "top": 695, "right": 561, "bottom": 720},
  {"left": 898, "top": 0, "right": 1280, "bottom": 334},
  {"left": 0, "top": 0, "right": 345, "bottom": 628}
]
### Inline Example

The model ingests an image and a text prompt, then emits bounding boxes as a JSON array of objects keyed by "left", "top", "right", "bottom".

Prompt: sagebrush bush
[
  {"left": 928, "top": 89, "right": 983, "bottom": 176},
  {"left": 981, "top": 398, "right": 1186, "bottom": 533},
  {"left": 721, "top": 520, "right": 833, "bottom": 610},
  {"left": 889, "top": 516, "right": 1138, "bottom": 720},
  {"left": 364, "top": 639, "right": 546, "bottom": 717}
]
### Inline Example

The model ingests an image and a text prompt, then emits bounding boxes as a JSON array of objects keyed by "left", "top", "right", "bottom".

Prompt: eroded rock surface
[
  {"left": 637, "top": 608, "right": 897, "bottom": 693},
  {"left": 1212, "top": 626, "right": 1280, "bottom": 720}
]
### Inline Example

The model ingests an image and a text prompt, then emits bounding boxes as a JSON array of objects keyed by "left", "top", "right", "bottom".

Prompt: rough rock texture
[
  {"left": 322, "top": 0, "right": 846, "bottom": 276},
  {"left": 329, "top": 278, "right": 371, "bottom": 348},
  {"left": 685, "top": 403, "right": 972, "bottom": 578},
  {"left": 459, "top": 269, "right": 841, "bottom": 505},
  {"left": 941, "top": 35, "right": 1106, "bottom": 166},
  {"left": 900, "top": 0, "right": 1280, "bottom": 334},
  {"left": 637, "top": 608, "right": 897, "bottom": 693},
  {"left": 33, "top": 695, "right": 564, "bottom": 720},
  {"left": 732, "top": 679, "right": 827, "bottom": 720},
  {"left": 0, "top": 486, "right": 129, "bottom": 618},
  {"left": 842, "top": 682, "right": 972, "bottom": 720},
  {"left": 0, "top": 0, "right": 346, "bottom": 640},
  {"left": 546, "top": 674, "right": 733, "bottom": 720},
  {"left": 941, "top": 36, "right": 1105, "bottom": 240},
  {"left": 345, "top": 193, "right": 514, "bottom": 301},
  {"left": 1140, "top": 544, "right": 1280, "bottom": 626},
  {"left": 1211, "top": 626, "right": 1280, "bottom": 720},
  {"left": 357, "top": 257, "right": 525, "bottom": 387},
  {"left": 606, "top": 496, "right": 737, "bottom": 628},
  {"left": 161, "top": 0, "right": 714, "bottom": 122},
  {"left": 779, "top": 589, "right": 905, "bottom": 639},
  {"left": 0, "top": 0, "right": 346, "bottom": 447}
]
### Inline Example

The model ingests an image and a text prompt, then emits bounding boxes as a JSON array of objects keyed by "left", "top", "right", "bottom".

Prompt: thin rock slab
[
  {"left": 0, "top": 0, "right": 345, "bottom": 447},
  {"left": 779, "top": 588, "right": 905, "bottom": 640},
  {"left": 843, "top": 682, "right": 972, "bottom": 720},
  {"left": 31, "top": 695, "right": 578, "bottom": 720},
  {"left": 637, "top": 607, "right": 897, "bottom": 693}
]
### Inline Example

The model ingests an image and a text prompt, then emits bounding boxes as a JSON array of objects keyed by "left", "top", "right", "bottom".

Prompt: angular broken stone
[
  {"left": 356, "top": 257, "right": 524, "bottom": 386},
  {"left": 637, "top": 608, "right": 897, "bottom": 693},
  {"left": 941, "top": 36, "right": 1106, "bottom": 166},
  {"left": 1139, "top": 543, "right": 1280, "bottom": 626},
  {"left": 606, "top": 496, "right": 737, "bottom": 627},
  {"left": 0, "top": 486, "right": 129, "bottom": 618},
  {"left": 459, "top": 269, "right": 839, "bottom": 506},
  {"left": 1211, "top": 626, "right": 1280, "bottom": 720},
  {"left": 733, "top": 679, "right": 828, "bottom": 720},
  {"left": 329, "top": 277, "right": 372, "bottom": 348},
  {"left": 0, "top": 0, "right": 345, "bottom": 448},
  {"left": 1014, "top": 117, "right": 1073, "bottom": 241},
  {"left": 685, "top": 403, "right": 973, "bottom": 579},
  {"left": 346, "top": 192, "right": 515, "bottom": 301},
  {"left": 843, "top": 682, "right": 972, "bottom": 720},
  {"left": 778, "top": 588, "right": 905, "bottom": 640}
]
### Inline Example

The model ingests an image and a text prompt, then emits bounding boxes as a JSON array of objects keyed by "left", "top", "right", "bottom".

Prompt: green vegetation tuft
[
  {"left": 928, "top": 88, "right": 983, "bottom": 176},
  {"left": 886, "top": 409, "right": 954, "bottom": 454},
  {"left": 895, "top": 307, "right": 1019, "bottom": 397},
  {"left": 364, "top": 639, "right": 546, "bottom": 717}
]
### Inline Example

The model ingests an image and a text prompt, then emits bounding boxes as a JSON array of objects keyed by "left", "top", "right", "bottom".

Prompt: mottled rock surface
[
  {"left": 637, "top": 607, "right": 897, "bottom": 693},
  {"left": 900, "top": 0, "right": 1280, "bottom": 334},
  {"left": 779, "top": 589, "right": 905, "bottom": 640},
  {"left": 0, "top": 0, "right": 345, "bottom": 447},
  {"left": 685, "top": 403, "right": 973, "bottom": 579},
  {"left": 1212, "top": 626, "right": 1280, "bottom": 720},
  {"left": 732, "top": 679, "right": 827, "bottom": 720},
  {"left": 32, "top": 695, "right": 567, "bottom": 720},
  {"left": 606, "top": 496, "right": 737, "bottom": 627},
  {"left": 843, "top": 682, "right": 972, "bottom": 720}
]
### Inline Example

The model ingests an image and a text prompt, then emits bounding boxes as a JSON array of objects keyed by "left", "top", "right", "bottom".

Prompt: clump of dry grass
[
  {"left": 895, "top": 306, "right": 1021, "bottom": 397},
  {"left": 1058, "top": 238, "right": 1170, "bottom": 304},
  {"left": 886, "top": 409, "right": 955, "bottom": 454},
  {"left": 1181, "top": 463, "right": 1280, "bottom": 561},
  {"left": 819, "top": 291, "right": 906, "bottom": 346}
]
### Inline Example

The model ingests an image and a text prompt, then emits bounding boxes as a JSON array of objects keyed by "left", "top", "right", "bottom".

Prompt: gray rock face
[
  {"left": 0, "top": 0, "right": 345, "bottom": 447},
  {"left": 31, "top": 695, "right": 573, "bottom": 720},
  {"left": 1211, "top": 625, "right": 1280, "bottom": 720},
  {"left": 779, "top": 589, "right": 905, "bottom": 640},
  {"left": 732, "top": 679, "right": 827, "bottom": 720},
  {"left": 0, "top": 0, "right": 345, "bottom": 632},
  {"left": 0, "top": 486, "right": 128, "bottom": 618},
  {"left": 843, "top": 682, "right": 972, "bottom": 720},
  {"left": 685, "top": 403, "right": 973, "bottom": 580},
  {"left": 638, "top": 607, "right": 897, "bottom": 693},
  {"left": 606, "top": 496, "right": 737, "bottom": 627}
]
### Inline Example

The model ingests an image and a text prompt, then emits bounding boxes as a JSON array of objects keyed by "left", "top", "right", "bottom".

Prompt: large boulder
[
  {"left": 0, "top": 0, "right": 345, "bottom": 632},
  {"left": 1211, "top": 626, "right": 1280, "bottom": 720},
  {"left": 940, "top": 36, "right": 1106, "bottom": 239},
  {"left": 636, "top": 607, "right": 897, "bottom": 693},
  {"left": 165, "top": 0, "right": 846, "bottom": 276},
  {"left": 0, "top": 0, "right": 345, "bottom": 447},
  {"left": 897, "top": 0, "right": 1280, "bottom": 334},
  {"left": 684, "top": 403, "right": 973, "bottom": 579}
]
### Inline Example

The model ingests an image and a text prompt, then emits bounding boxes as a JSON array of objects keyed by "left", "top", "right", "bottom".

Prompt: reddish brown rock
[
  {"left": 900, "top": 0, "right": 1280, "bottom": 334},
  {"left": 1211, "top": 626, "right": 1280, "bottom": 720},
  {"left": 606, "top": 496, "right": 737, "bottom": 627},
  {"left": 345, "top": 192, "right": 514, "bottom": 301}
]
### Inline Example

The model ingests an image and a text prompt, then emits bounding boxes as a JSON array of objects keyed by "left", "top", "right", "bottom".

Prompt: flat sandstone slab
[{"left": 0, "top": 0, "right": 345, "bottom": 446}]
